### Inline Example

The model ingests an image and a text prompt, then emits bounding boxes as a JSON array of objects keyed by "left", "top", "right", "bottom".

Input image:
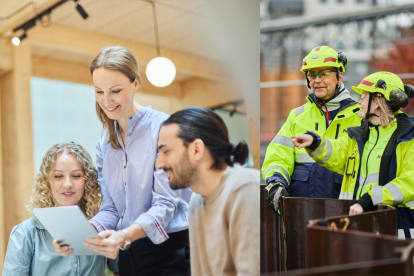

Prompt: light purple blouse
[{"left": 90, "top": 106, "right": 191, "bottom": 244}]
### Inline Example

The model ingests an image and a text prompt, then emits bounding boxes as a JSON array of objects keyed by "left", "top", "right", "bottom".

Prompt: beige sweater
[{"left": 188, "top": 165, "right": 260, "bottom": 276}]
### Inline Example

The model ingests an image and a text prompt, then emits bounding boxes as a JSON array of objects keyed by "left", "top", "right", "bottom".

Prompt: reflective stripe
[
  {"left": 366, "top": 173, "right": 379, "bottom": 183},
  {"left": 295, "top": 153, "right": 315, "bottom": 163},
  {"left": 410, "top": 229, "right": 414, "bottom": 239},
  {"left": 309, "top": 138, "right": 326, "bottom": 158},
  {"left": 398, "top": 229, "right": 405, "bottom": 239},
  {"left": 384, "top": 182, "right": 404, "bottom": 204},
  {"left": 359, "top": 173, "right": 379, "bottom": 186},
  {"left": 406, "top": 200, "right": 414, "bottom": 208},
  {"left": 264, "top": 165, "right": 290, "bottom": 183},
  {"left": 339, "top": 190, "right": 353, "bottom": 200},
  {"left": 272, "top": 135, "right": 293, "bottom": 148},
  {"left": 295, "top": 105, "right": 305, "bottom": 116},
  {"left": 320, "top": 139, "right": 333, "bottom": 164},
  {"left": 372, "top": 185, "right": 383, "bottom": 205}
]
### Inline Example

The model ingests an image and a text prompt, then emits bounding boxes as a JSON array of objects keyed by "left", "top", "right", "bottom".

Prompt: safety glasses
[{"left": 308, "top": 69, "right": 336, "bottom": 81}]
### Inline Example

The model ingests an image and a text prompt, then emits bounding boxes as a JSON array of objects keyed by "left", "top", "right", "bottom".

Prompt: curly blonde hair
[{"left": 28, "top": 142, "right": 101, "bottom": 219}]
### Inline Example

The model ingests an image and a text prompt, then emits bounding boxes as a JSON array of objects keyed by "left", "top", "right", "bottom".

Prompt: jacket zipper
[{"left": 358, "top": 126, "right": 379, "bottom": 199}]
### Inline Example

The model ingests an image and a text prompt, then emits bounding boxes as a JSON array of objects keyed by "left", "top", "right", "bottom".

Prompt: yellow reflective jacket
[
  {"left": 262, "top": 87, "right": 361, "bottom": 198},
  {"left": 307, "top": 113, "right": 414, "bottom": 209}
]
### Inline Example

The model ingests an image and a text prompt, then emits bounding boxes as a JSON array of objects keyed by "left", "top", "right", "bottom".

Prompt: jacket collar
[{"left": 307, "top": 83, "right": 356, "bottom": 112}]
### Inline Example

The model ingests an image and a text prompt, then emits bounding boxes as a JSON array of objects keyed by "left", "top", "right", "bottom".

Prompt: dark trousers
[
  {"left": 119, "top": 229, "right": 190, "bottom": 276},
  {"left": 397, "top": 207, "right": 414, "bottom": 239}
]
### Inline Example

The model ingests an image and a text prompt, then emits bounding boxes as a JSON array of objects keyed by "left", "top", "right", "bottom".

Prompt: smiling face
[
  {"left": 308, "top": 67, "right": 342, "bottom": 100},
  {"left": 92, "top": 67, "right": 138, "bottom": 122},
  {"left": 156, "top": 124, "right": 197, "bottom": 190},
  {"left": 49, "top": 151, "right": 86, "bottom": 206}
]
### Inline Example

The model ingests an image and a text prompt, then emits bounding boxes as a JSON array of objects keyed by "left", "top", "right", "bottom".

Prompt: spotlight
[
  {"left": 11, "top": 33, "right": 27, "bottom": 46},
  {"left": 75, "top": 3, "right": 89, "bottom": 19}
]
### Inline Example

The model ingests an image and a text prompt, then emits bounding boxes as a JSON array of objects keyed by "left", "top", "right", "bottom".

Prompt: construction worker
[
  {"left": 293, "top": 71, "right": 414, "bottom": 239},
  {"left": 262, "top": 45, "right": 361, "bottom": 212}
]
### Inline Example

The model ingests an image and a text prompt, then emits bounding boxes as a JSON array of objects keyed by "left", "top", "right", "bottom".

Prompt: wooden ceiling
[
  {"left": 0, "top": 0, "right": 228, "bottom": 82},
  {"left": 50, "top": 0, "right": 215, "bottom": 59}
]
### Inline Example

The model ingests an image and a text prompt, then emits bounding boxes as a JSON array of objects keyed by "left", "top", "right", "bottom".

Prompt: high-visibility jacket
[
  {"left": 262, "top": 87, "right": 361, "bottom": 198},
  {"left": 308, "top": 113, "right": 414, "bottom": 238}
]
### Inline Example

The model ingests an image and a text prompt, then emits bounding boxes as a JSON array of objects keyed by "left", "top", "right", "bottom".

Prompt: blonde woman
[
  {"left": 293, "top": 72, "right": 414, "bottom": 239},
  {"left": 2, "top": 142, "right": 105, "bottom": 275},
  {"left": 57, "top": 46, "right": 190, "bottom": 276}
]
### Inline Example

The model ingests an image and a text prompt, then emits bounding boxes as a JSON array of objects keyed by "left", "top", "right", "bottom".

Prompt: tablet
[{"left": 33, "top": 205, "right": 99, "bottom": 255}]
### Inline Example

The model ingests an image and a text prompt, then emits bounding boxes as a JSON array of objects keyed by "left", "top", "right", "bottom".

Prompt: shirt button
[{"left": 73, "top": 263, "right": 78, "bottom": 268}]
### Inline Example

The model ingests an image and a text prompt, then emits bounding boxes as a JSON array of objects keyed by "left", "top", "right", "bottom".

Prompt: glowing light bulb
[{"left": 146, "top": 57, "right": 176, "bottom": 87}]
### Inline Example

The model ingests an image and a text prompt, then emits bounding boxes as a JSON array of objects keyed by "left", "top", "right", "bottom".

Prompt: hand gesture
[
  {"left": 349, "top": 203, "right": 364, "bottom": 216},
  {"left": 292, "top": 134, "right": 314, "bottom": 148},
  {"left": 84, "top": 230, "right": 125, "bottom": 259},
  {"left": 53, "top": 240, "right": 72, "bottom": 256}
]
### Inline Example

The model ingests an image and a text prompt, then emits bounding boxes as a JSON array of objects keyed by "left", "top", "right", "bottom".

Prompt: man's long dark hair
[{"left": 163, "top": 107, "right": 249, "bottom": 170}]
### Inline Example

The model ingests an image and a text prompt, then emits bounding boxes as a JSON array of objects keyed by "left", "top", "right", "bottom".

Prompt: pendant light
[{"left": 145, "top": 0, "right": 176, "bottom": 87}]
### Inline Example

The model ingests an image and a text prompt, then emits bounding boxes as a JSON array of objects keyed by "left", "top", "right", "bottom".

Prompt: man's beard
[{"left": 169, "top": 152, "right": 197, "bottom": 190}]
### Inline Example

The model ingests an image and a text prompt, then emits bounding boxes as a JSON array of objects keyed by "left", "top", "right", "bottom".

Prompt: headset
[
  {"left": 375, "top": 79, "right": 411, "bottom": 112},
  {"left": 337, "top": 52, "right": 347, "bottom": 72}
]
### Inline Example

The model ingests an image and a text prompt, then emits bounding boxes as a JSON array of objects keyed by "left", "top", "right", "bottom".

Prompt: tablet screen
[{"left": 33, "top": 205, "right": 99, "bottom": 255}]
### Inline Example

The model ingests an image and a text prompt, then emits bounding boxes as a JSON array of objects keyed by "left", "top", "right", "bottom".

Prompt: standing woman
[
  {"left": 83, "top": 46, "right": 190, "bottom": 275},
  {"left": 3, "top": 142, "right": 105, "bottom": 276},
  {"left": 292, "top": 71, "right": 414, "bottom": 239}
]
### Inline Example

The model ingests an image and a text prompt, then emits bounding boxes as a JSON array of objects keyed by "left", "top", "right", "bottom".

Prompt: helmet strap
[
  {"left": 361, "top": 119, "right": 370, "bottom": 143},
  {"left": 361, "top": 94, "right": 374, "bottom": 143},
  {"left": 305, "top": 72, "right": 311, "bottom": 89},
  {"left": 365, "top": 93, "right": 379, "bottom": 120}
]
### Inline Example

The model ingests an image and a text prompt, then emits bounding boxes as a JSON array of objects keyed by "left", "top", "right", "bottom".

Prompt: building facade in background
[{"left": 260, "top": 0, "right": 414, "bottom": 178}]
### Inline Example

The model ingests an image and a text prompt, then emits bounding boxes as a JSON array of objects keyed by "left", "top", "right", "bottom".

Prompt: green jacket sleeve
[{"left": 306, "top": 134, "right": 350, "bottom": 175}]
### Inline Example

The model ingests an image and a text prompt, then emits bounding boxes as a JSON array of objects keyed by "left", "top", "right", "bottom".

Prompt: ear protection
[
  {"left": 404, "top": 84, "right": 414, "bottom": 98},
  {"left": 337, "top": 52, "right": 347, "bottom": 72},
  {"left": 389, "top": 90, "right": 408, "bottom": 111},
  {"left": 375, "top": 79, "right": 408, "bottom": 112}
]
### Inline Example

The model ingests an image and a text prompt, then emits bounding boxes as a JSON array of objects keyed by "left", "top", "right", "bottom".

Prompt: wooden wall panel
[{"left": 1, "top": 43, "right": 34, "bottom": 257}]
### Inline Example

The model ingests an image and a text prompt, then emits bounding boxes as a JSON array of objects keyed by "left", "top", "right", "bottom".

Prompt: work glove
[{"left": 265, "top": 182, "right": 288, "bottom": 213}]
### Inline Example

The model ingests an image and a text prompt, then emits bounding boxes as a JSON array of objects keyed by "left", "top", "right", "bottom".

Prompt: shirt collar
[{"left": 113, "top": 105, "right": 152, "bottom": 134}]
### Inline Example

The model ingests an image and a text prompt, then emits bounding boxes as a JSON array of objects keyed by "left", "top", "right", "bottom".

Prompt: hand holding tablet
[{"left": 33, "top": 205, "right": 100, "bottom": 255}]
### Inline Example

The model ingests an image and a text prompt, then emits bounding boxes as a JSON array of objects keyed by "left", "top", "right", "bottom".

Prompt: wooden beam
[
  {"left": 0, "top": 70, "right": 4, "bottom": 272},
  {"left": 32, "top": 55, "right": 184, "bottom": 98},
  {"left": 27, "top": 24, "right": 225, "bottom": 81},
  {"left": 0, "top": 38, "right": 12, "bottom": 74},
  {"left": 1, "top": 42, "right": 34, "bottom": 246}
]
